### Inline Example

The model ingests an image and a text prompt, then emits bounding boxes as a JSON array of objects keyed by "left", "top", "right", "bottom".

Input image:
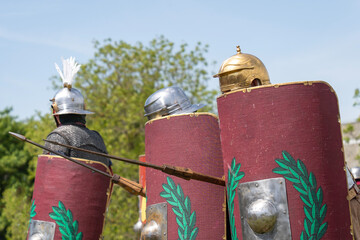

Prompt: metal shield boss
[
  {"left": 217, "top": 82, "right": 352, "bottom": 240},
  {"left": 28, "top": 155, "right": 112, "bottom": 240},
  {"left": 142, "top": 113, "right": 225, "bottom": 240}
]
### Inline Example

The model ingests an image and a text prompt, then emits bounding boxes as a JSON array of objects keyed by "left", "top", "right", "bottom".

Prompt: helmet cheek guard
[{"left": 51, "top": 101, "right": 59, "bottom": 113}]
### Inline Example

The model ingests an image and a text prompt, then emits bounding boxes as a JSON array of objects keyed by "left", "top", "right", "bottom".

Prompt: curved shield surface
[
  {"left": 217, "top": 82, "right": 352, "bottom": 239},
  {"left": 29, "top": 155, "right": 112, "bottom": 240},
  {"left": 144, "top": 113, "right": 225, "bottom": 240}
]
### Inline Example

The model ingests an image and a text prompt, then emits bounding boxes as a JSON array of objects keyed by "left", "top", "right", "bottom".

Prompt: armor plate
[
  {"left": 29, "top": 155, "right": 112, "bottom": 240},
  {"left": 143, "top": 113, "right": 225, "bottom": 239},
  {"left": 217, "top": 82, "right": 352, "bottom": 239}
]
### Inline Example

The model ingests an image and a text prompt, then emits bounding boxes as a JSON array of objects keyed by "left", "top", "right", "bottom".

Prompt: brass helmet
[{"left": 213, "top": 46, "right": 270, "bottom": 93}]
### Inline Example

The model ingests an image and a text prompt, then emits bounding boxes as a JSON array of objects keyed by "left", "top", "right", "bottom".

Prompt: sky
[{"left": 1, "top": 0, "right": 360, "bottom": 123}]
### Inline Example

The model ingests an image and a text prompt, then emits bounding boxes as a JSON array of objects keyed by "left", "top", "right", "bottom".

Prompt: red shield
[
  {"left": 217, "top": 82, "right": 352, "bottom": 239},
  {"left": 144, "top": 113, "right": 225, "bottom": 239},
  {"left": 30, "top": 155, "right": 112, "bottom": 240}
]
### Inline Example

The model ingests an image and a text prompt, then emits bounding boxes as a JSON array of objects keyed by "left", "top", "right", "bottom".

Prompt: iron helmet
[
  {"left": 51, "top": 57, "right": 93, "bottom": 115},
  {"left": 213, "top": 46, "right": 271, "bottom": 93},
  {"left": 144, "top": 86, "right": 205, "bottom": 120}
]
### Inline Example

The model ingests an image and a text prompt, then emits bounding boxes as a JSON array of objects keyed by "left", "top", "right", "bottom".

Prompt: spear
[
  {"left": 43, "top": 138, "right": 225, "bottom": 186},
  {"left": 9, "top": 132, "right": 146, "bottom": 197}
]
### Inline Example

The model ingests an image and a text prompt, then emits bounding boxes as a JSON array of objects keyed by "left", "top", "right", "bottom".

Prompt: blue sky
[{"left": 1, "top": 0, "right": 359, "bottom": 123}]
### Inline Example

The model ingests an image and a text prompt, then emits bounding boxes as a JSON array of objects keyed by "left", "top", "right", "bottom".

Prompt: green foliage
[
  {"left": 0, "top": 108, "right": 34, "bottom": 239},
  {"left": 160, "top": 177, "right": 198, "bottom": 240},
  {"left": 226, "top": 157, "right": 245, "bottom": 240},
  {"left": 0, "top": 181, "right": 31, "bottom": 239},
  {"left": 273, "top": 151, "right": 328, "bottom": 240},
  {"left": 0, "top": 108, "right": 31, "bottom": 193},
  {"left": 49, "top": 201, "right": 83, "bottom": 240}
]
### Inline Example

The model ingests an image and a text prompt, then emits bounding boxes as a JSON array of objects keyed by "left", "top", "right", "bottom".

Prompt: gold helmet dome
[{"left": 213, "top": 46, "right": 270, "bottom": 93}]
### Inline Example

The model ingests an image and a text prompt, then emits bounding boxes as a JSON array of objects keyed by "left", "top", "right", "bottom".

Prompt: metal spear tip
[{"left": 8, "top": 132, "right": 26, "bottom": 141}]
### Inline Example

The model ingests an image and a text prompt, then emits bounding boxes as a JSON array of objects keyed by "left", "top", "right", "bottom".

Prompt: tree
[
  {"left": 55, "top": 36, "right": 218, "bottom": 239},
  {"left": 0, "top": 108, "right": 33, "bottom": 239}
]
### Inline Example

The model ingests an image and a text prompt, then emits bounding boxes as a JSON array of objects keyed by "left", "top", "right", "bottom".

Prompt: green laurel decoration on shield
[
  {"left": 160, "top": 176, "right": 198, "bottom": 240},
  {"left": 272, "top": 151, "right": 328, "bottom": 240},
  {"left": 227, "top": 157, "right": 245, "bottom": 240},
  {"left": 49, "top": 201, "right": 83, "bottom": 240},
  {"left": 29, "top": 199, "right": 36, "bottom": 223}
]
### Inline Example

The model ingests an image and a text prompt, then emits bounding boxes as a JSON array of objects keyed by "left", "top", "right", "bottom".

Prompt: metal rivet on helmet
[
  {"left": 144, "top": 86, "right": 205, "bottom": 120},
  {"left": 213, "top": 46, "right": 271, "bottom": 93}
]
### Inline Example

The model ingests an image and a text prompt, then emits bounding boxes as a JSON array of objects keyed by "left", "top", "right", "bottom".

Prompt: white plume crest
[{"left": 55, "top": 57, "right": 81, "bottom": 86}]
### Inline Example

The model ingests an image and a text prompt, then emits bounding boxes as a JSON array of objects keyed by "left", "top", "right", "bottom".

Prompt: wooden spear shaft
[
  {"left": 9, "top": 132, "right": 146, "bottom": 197},
  {"left": 43, "top": 138, "right": 225, "bottom": 186}
]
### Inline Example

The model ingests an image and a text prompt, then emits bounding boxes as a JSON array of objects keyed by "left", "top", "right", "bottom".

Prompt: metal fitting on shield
[
  {"left": 213, "top": 46, "right": 271, "bottom": 93},
  {"left": 237, "top": 177, "right": 292, "bottom": 238},
  {"left": 134, "top": 196, "right": 144, "bottom": 238},
  {"left": 246, "top": 199, "right": 278, "bottom": 234},
  {"left": 140, "top": 203, "right": 168, "bottom": 240},
  {"left": 28, "top": 220, "right": 56, "bottom": 240},
  {"left": 134, "top": 218, "right": 143, "bottom": 238},
  {"left": 144, "top": 86, "right": 205, "bottom": 120}
]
